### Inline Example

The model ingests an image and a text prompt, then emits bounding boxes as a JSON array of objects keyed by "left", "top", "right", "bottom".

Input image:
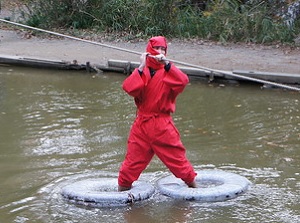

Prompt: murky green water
[{"left": 0, "top": 66, "right": 299, "bottom": 223}]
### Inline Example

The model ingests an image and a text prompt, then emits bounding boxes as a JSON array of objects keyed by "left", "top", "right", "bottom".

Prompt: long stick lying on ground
[{"left": 0, "top": 18, "right": 299, "bottom": 92}]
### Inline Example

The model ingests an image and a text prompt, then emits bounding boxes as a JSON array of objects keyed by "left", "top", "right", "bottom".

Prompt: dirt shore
[{"left": 0, "top": 1, "right": 299, "bottom": 75}]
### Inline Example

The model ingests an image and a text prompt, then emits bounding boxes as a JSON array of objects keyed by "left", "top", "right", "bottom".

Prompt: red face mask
[{"left": 146, "top": 36, "right": 167, "bottom": 70}]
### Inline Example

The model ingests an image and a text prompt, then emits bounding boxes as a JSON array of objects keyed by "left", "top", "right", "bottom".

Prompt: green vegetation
[{"left": 18, "top": 0, "right": 300, "bottom": 44}]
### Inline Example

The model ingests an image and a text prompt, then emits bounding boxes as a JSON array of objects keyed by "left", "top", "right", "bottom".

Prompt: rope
[
  {"left": 1, "top": 18, "right": 299, "bottom": 92},
  {"left": 0, "top": 19, "right": 141, "bottom": 56},
  {"left": 161, "top": 58, "right": 300, "bottom": 91}
]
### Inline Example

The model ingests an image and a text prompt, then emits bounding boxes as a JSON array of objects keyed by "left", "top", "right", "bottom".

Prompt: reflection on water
[{"left": 0, "top": 66, "right": 299, "bottom": 222}]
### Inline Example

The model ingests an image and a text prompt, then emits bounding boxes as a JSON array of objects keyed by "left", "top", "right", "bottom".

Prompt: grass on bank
[{"left": 13, "top": 0, "right": 300, "bottom": 44}]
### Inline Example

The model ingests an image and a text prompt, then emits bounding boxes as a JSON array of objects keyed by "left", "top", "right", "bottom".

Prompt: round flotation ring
[
  {"left": 61, "top": 178, "right": 155, "bottom": 207},
  {"left": 157, "top": 170, "right": 251, "bottom": 202}
]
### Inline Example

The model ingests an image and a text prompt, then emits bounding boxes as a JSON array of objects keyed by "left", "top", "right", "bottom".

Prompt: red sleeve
[
  {"left": 122, "top": 68, "right": 145, "bottom": 97},
  {"left": 163, "top": 63, "right": 189, "bottom": 94}
]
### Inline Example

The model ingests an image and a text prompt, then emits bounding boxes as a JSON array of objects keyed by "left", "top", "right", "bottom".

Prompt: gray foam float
[
  {"left": 61, "top": 178, "right": 155, "bottom": 207},
  {"left": 157, "top": 170, "right": 251, "bottom": 202}
]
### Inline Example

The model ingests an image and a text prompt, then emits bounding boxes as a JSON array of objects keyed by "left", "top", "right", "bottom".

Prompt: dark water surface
[{"left": 0, "top": 66, "right": 299, "bottom": 223}]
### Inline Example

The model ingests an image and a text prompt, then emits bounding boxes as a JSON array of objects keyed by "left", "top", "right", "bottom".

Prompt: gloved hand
[
  {"left": 138, "top": 52, "right": 148, "bottom": 72},
  {"left": 155, "top": 53, "right": 169, "bottom": 65}
]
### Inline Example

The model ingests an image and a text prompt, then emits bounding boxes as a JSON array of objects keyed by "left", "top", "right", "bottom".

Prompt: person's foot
[
  {"left": 186, "top": 181, "right": 197, "bottom": 188},
  {"left": 118, "top": 185, "right": 131, "bottom": 192}
]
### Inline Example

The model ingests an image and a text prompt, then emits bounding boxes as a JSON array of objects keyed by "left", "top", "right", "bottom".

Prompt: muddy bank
[
  {"left": 1, "top": 0, "right": 300, "bottom": 75},
  {"left": 1, "top": 28, "right": 299, "bottom": 75}
]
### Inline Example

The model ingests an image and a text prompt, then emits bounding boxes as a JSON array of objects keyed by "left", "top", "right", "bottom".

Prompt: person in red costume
[{"left": 118, "top": 36, "right": 197, "bottom": 191}]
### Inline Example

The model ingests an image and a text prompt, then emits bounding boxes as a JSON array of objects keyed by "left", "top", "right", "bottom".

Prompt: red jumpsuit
[{"left": 118, "top": 36, "right": 197, "bottom": 188}]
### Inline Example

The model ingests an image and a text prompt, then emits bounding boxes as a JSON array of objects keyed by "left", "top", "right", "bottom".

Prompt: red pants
[{"left": 118, "top": 112, "right": 197, "bottom": 188}]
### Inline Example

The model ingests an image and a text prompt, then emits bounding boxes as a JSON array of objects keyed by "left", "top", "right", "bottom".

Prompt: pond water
[{"left": 0, "top": 66, "right": 299, "bottom": 223}]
